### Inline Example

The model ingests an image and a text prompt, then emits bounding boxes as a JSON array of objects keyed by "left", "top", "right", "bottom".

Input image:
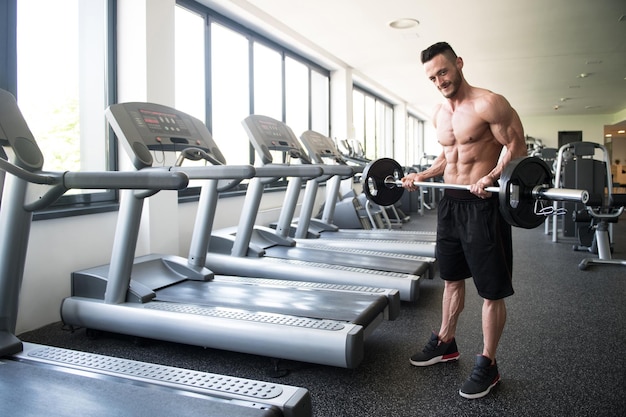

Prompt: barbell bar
[
  {"left": 362, "top": 156, "right": 590, "bottom": 229},
  {"left": 383, "top": 176, "right": 500, "bottom": 193},
  {"left": 381, "top": 177, "right": 588, "bottom": 204}
]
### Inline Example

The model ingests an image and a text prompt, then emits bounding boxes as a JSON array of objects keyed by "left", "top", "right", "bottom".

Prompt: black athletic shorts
[{"left": 436, "top": 189, "right": 514, "bottom": 300}]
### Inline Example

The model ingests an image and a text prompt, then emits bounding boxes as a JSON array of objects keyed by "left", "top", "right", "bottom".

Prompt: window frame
[
  {"left": 176, "top": 0, "right": 331, "bottom": 158},
  {"left": 352, "top": 84, "right": 394, "bottom": 160},
  {"left": 1, "top": 0, "right": 120, "bottom": 220},
  {"left": 176, "top": 0, "right": 331, "bottom": 196},
  {"left": 2, "top": 0, "right": 334, "bottom": 214}
]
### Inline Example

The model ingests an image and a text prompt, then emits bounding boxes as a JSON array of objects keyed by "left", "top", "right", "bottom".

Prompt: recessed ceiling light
[
  {"left": 388, "top": 18, "right": 420, "bottom": 29},
  {"left": 578, "top": 73, "right": 590, "bottom": 78}
]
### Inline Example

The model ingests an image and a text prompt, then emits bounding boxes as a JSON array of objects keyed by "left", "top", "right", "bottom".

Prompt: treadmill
[
  {"left": 0, "top": 89, "right": 311, "bottom": 417},
  {"left": 62, "top": 101, "right": 397, "bottom": 369},
  {"left": 297, "top": 129, "right": 438, "bottom": 247},
  {"left": 257, "top": 123, "right": 437, "bottom": 277},
  {"left": 336, "top": 133, "right": 436, "bottom": 234},
  {"left": 207, "top": 115, "right": 423, "bottom": 302}
]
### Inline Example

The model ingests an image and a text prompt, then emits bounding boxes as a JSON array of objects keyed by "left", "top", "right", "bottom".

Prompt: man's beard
[{"left": 440, "top": 73, "right": 461, "bottom": 98}]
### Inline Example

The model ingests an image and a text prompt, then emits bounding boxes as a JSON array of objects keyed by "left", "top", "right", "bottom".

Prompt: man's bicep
[{"left": 488, "top": 98, "right": 525, "bottom": 153}]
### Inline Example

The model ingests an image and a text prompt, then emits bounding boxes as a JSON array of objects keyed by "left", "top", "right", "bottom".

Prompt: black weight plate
[
  {"left": 499, "top": 157, "right": 552, "bottom": 229},
  {"left": 362, "top": 158, "right": 405, "bottom": 206}
]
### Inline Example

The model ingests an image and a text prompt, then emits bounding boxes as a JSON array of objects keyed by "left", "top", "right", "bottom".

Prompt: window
[
  {"left": 208, "top": 22, "right": 251, "bottom": 166},
  {"left": 285, "top": 56, "right": 309, "bottom": 138},
  {"left": 407, "top": 114, "right": 424, "bottom": 167},
  {"left": 310, "top": 69, "right": 329, "bottom": 136},
  {"left": 352, "top": 86, "right": 394, "bottom": 160},
  {"left": 175, "top": 1, "right": 331, "bottom": 170},
  {"left": 174, "top": 5, "right": 206, "bottom": 121},
  {"left": 12, "top": 0, "right": 115, "bottom": 212},
  {"left": 253, "top": 42, "right": 282, "bottom": 121}
]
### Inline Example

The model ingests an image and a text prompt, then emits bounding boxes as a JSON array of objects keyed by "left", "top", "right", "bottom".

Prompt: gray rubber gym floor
[{"left": 20, "top": 209, "right": 626, "bottom": 417}]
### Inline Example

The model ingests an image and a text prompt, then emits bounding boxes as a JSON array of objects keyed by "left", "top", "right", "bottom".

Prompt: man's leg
[
  {"left": 410, "top": 279, "right": 465, "bottom": 366},
  {"left": 438, "top": 279, "right": 466, "bottom": 342},
  {"left": 459, "top": 297, "right": 505, "bottom": 399},
  {"left": 481, "top": 298, "right": 506, "bottom": 363}
]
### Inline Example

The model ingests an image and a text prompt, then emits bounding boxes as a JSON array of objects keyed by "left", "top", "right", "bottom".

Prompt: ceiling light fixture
[
  {"left": 578, "top": 73, "right": 590, "bottom": 78},
  {"left": 388, "top": 18, "right": 420, "bottom": 29}
]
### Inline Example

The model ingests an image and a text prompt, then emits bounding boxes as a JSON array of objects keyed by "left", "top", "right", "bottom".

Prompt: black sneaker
[
  {"left": 459, "top": 355, "right": 500, "bottom": 399},
  {"left": 409, "top": 332, "right": 460, "bottom": 366}
]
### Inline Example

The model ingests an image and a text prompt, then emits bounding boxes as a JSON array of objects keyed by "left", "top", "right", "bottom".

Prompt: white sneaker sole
[
  {"left": 459, "top": 376, "right": 500, "bottom": 399},
  {"left": 409, "top": 352, "right": 460, "bottom": 367}
]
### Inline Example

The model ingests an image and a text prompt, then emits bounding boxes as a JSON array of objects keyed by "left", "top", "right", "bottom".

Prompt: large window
[
  {"left": 174, "top": 4, "right": 205, "bottom": 121},
  {"left": 209, "top": 22, "right": 251, "bottom": 166},
  {"left": 1, "top": 0, "right": 335, "bottom": 213},
  {"left": 11, "top": 0, "right": 115, "bottom": 211},
  {"left": 310, "top": 69, "right": 329, "bottom": 134},
  {"left": 407, "top": 113, "right": 424, "bottom": 167},
  {"left": 352, "top": 86, "right": 394, "bottom": 161},
  {"left": 253, "top": 42, "right": 282, "bottom": 121},
  {"left": 285, "top": 56, "right": 309, "bottom": 138},
  {"left": 175, "top": 1, "right": 330, "bottom": 168}
]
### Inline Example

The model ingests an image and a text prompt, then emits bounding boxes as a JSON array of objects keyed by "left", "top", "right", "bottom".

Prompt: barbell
[{"left": 362, "top": 156, "right": 589, "bottom": 229}]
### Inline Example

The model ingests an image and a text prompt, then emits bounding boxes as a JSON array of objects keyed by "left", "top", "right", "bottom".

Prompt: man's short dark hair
[{"left": 421, "top": 42, "right": 458, "bottom": 64}]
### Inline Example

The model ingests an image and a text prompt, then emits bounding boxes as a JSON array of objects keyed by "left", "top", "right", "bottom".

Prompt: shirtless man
[{"left": 402, "top": 42, "right": 526, "bottom": 399}]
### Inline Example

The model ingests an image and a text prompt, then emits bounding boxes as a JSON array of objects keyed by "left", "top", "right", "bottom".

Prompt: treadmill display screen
[
  {"left": 257, "top": 118, "right": 286, "bottom": 140},
  {"left": 137, "top": 109, "right": 191, "bottom": 137}
]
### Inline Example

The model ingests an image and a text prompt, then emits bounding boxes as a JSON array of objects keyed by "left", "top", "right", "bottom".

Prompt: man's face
[{"left": 423, "top": 54, "right": 462, "bottom": 99}]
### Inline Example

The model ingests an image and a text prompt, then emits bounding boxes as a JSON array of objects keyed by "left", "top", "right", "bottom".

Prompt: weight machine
[{"left": 550, "top": 142, "right": 626, "bottom": 270}]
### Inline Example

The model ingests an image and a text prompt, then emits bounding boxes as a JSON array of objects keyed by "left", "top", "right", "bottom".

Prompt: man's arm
[
  {"left": 401, "top": 151, "right": 446, "bottom": 191},
  {"left": 483, "top": 94, "right": 526, "bottom": 180},
  {"left": 472, "top": 94, "right": 526, "bottom": 196}
]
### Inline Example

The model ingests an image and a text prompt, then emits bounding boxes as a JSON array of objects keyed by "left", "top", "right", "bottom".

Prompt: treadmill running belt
[{"left": 154, "top": 280, "right": 386, "bottom": 325}]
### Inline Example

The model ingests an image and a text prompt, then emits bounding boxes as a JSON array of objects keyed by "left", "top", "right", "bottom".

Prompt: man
[{"left": 402, "top": 42, "right": 526, "bottom": 399}]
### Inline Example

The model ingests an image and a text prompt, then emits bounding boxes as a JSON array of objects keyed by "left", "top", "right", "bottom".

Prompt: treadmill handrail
[
  {"left": 169, "top": 164, "right": 256, "bottom": 180},
  {"left": 0, "top": 160, "right": 189, "bottom": 211},
  {"left": 0, "top": 158, "right": 189, "bottom": 191},
  {"left": 319, "top": 165, "right": 354, "bottom": 176},
  {"left": 254, "top": 164, "right": 323, "bottom": 179},
  {"left": 305, "top": 165, "right": 355, "bottom": 184},
  {"left": 62, "top": 170, "right": 189, "bottom": 190}
]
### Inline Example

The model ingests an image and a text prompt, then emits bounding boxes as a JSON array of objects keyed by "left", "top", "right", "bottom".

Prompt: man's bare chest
[{"left": 437, "top": 109, "right": 490, "bottom": 146}]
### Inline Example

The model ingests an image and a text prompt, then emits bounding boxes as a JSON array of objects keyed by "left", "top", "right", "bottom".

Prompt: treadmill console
[
  {"left": 0, "top": 89, "right": 45, "bottom": 172},
  {"left": 299, "top": 130, "right": 342, "bottom": 164},
  {"left": 242, "top": 115, "right": 311, "bottom": 165},
  {"left": 106, "top": 102, "right": 226, "bottom": 170}
]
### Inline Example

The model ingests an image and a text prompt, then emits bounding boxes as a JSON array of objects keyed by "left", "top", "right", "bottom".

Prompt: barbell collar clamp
[{"left": 533, "top": 186, "right": 589, "bottom": 204}]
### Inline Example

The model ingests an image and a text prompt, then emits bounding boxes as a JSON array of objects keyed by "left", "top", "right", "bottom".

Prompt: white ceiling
[{"left": 201, "top": 0, "right": 626, "bottom": 132}]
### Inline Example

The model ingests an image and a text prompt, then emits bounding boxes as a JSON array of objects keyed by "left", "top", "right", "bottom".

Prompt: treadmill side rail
[{"left": 16, "top": 342, "right": 311, "bottom": 417}]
